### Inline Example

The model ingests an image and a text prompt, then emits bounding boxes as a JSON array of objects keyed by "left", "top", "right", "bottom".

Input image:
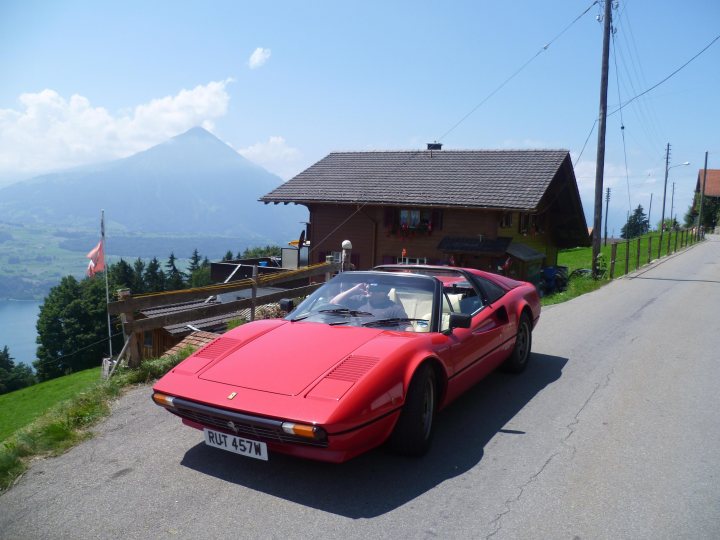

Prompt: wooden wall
[{"left": 308, "top": 204, "right": 558, "bottom": 272}]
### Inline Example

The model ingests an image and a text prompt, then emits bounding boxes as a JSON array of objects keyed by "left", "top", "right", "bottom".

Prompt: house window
[
  {"left": 519, "top": 213, "right": 531, "bottom": 234},
  {"left": 518, "top": 213, "right": 546, "bottom": 235},
  {"left": 385, "top": 208, "right": 443, "bottom": 236},
  {"left": 501, "top": 212, "right": 513, "bottom": 228},
  {"left": 398, "top": 208, "right": 441, "bottom": 229},
  {"left": 399, "top": 208, "right": 435, "bottom": 229},
  {"left": 396, "top": 256, "right": 428, "bottom": 265},
  {"left": 400, "top": 209, "right": 422, "bottom": 228}
]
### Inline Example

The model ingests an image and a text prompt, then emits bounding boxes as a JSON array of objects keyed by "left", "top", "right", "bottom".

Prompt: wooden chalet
[
  {"left": 260, "top": 147, "right": 589, "bottom": 282},
  {"left": 696, "top": 169, "right": 720, "bottom": 198}
]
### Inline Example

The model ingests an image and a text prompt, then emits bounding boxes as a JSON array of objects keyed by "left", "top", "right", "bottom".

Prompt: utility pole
[
  {"left": 592, "top": 0, "right": 612, "bottom": 278},
  {"left": 648, "top": 193, "right": 653, "bottom": 232},
  {"left": 604, "top": 187, "right": 611, "bottom": 246},
  {"left": 698, "top": 151, "right": 708, "bottom": 230},
  {"left": 670, "top": 181, "right": 676, "bottom": 227},
  {"left": 658, "top": 143, "right": 670, "bottom": 258}
]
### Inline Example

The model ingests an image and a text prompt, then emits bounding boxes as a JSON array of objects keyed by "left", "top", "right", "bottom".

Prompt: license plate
[{"left": 203, "top": 428, "right": 268, "bottom": 461}]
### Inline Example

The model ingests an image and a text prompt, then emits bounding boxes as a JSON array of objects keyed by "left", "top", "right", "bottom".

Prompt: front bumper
[{"left": 156, "top": 394, "right": 401, "bottom": 463}]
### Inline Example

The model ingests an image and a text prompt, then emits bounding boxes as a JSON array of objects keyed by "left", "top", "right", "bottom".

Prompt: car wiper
[
  {"left": 319, "top": 308, "right": 373, "bottom": 317},
  {"left": 362, "top": 318, "right": 428, "bottom": 327},
  {"left": 289, "top": 313, "right": 312, "bottom": 322}
]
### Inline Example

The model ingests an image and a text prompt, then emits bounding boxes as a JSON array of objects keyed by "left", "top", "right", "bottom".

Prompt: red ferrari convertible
[{"left": 152, "top": 265, "right": 540, "bottom": 463}]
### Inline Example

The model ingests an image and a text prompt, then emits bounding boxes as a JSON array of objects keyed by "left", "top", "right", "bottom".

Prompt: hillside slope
[{"left": 0, "top": 128, "right": 307, "bottom": 242}]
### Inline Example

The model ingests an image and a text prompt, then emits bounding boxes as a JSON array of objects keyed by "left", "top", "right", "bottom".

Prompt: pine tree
[
  {"left": 132, "top": 258, "right": 147, "bottom": 294},
  {"left": 144, "top": 257, "right": 166, "bottom": 292},
  {"left": 165, "top": 252, "right": 186, "bottom": 291},
  {"left": 621, "top": 205, "right": 649, "bottom": 239},
  {"left": 188, "top": 249, "right": 202, "bottom": 274},
  {"left": 0, "top": 346, "right": 36, "bottom": 394},
  {"left": 34, "top": 276, "right": 112, "bottom": 380},
  {"left": 110, "top": 259, "right": 135, "bottom": 291}
]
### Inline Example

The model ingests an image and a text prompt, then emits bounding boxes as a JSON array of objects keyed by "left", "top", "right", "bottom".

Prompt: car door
[{"left": 444, "top": 280, "right": 508, "bottom": 381}]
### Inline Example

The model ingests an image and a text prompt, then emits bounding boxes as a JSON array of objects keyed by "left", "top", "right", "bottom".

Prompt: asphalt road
[{"left": 2, "top": 236, "right": 719, "bottom": 540}]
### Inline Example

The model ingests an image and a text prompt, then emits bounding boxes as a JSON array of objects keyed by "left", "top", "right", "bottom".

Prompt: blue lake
[{"left": 0, "top": 299, "right": 42, "bottom": 367}]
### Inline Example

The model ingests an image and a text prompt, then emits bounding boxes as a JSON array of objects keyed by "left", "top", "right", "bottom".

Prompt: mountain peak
[
  {"left": 173, "top": 126, "right": 218, "bottom": 141},
  {"left": 0, "top": 129, "right": 306, "bottom": 239}
]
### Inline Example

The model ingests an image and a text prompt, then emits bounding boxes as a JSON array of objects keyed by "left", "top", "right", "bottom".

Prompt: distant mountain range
[{"left": 0, "top": 127, "right": 307, "bottom": 243}]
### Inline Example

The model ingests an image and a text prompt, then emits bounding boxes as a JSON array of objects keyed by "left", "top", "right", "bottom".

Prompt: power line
[
  {"left": 31, "top": 331, "right": 124, "bottom": 370},
  {"left": 574, "top": 119, "right": 597, "bottom": 164},
  {"left": 609, "top": 33, "right": 720, "bottom": 116},
  {"left": 437, "top": 1, "right": 599, "bottom": 142},
  {"left": 615, "top": 4, "right": 665, "bottom": 155},
  {"left": 312, "top": 3, "right": 601, "bottom": 256},
  {"left": 611, "top": 27, "right": 632, "bottom": 215}
]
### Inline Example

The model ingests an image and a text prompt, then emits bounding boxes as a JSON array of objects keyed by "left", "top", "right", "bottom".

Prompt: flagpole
[{"left": 102, "top": 210, "right": 113, "bottom": 359}]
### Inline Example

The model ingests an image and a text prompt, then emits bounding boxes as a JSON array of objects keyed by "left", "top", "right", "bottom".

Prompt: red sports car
[{"left": 152, "top": 265, "right": 540, "bottom": 463}]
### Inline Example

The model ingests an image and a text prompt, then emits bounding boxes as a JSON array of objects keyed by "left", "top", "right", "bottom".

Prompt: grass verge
[
  {"left": 0, "top": 346, "right": 195, "bottom": 492},
  {"left": 0, "top": 368, "right": 102, "bottom": 441}
]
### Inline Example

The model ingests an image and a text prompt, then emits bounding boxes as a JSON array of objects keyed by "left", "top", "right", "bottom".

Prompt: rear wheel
[
  {"left": 388, "top": 363, "right": 437, "bottom": 456},
  {"left": 501, "top": 312, "right": 532, "bottom": 373}
]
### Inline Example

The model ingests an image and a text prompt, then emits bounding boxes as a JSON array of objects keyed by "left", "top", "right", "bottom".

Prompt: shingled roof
[
  {"left": 261, "top": 149, "right": 572, "bottom": 211},
  {"left": 696, "top": 169, "right": 720, "bottom": 198}
]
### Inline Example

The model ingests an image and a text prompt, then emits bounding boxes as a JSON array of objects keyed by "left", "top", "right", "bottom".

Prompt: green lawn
[
  {"left": 544, "top": 229, "right": 702, "bottom": 305},
  {"left": 557, "top": 229, "right": 699, "bottom": 277},
  {"left": 0, "top": 367, "right": 101, "bottom": 441},
  {"left": 1, "top": 350, "right": 195, "bottom": 491}
]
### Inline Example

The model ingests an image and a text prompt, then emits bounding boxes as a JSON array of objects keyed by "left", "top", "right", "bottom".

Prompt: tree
[
  {"left": 188, "top": 249, "right": 202, "bottom": 274},
  {"left": 189, "top": 266, "right": 212, "bottom": 288},
  {"left": 684, "top": 203, "right": 698, "bottom": 228},
  {"left": 34, "top": 276, "right": 116, "bottom": 380},
  {"left": 0, "top": 346, "right": 36, "bottom": 395},
  {"left": 143, "top": 257, "right": 166, "bottom": 292},
  {"left": 132, "top": 258, "right": 147, "bottom": 294},
  {"left": 240, "top": 245, "right": 281, "bottom": 258},
  {"left": 165, "top": 252, "right": 186, "bottom": 291},
  {"left": 621, "top": 205, "right": 649, "bottom": 239},
  {"left": 686, "top": 193, "right": 720, "bottom": 229},
  {"left": 659, "top": 217, "right": 679, "bottom": 232},
  {"left": 223, "top": 250, "right": 234, "bottom": 262},
  {"left": 110, "top": 259, "right": 135, "bottom": 291}
]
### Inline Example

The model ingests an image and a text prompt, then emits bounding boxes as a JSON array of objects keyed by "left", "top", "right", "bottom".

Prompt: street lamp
[{"left": 658, "top": 158, "right": 690, "bottom": 258}]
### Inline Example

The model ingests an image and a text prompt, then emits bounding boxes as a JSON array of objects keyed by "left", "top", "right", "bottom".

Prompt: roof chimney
[{"left": 427, "top": 142, "right": 442, "bottom": 151}]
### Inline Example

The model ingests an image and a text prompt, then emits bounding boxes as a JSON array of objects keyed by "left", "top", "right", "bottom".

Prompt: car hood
[{"left": 197, "top": 321, "right": 395, "bottom": 396}]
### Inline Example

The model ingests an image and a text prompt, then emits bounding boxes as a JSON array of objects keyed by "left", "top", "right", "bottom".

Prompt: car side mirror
[
  {"left": 279, "top": 298, "right": 294, "bottom": 312},
  {"left": 448, "top": 312, "right": 471, "bottom": 330}
]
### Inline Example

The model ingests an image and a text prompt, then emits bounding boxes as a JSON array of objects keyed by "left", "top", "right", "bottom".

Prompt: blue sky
[{"left": 1, "top": 0, "right": 718, "bottom": 236}]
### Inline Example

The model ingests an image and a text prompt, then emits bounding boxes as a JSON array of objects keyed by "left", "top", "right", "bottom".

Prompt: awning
[
  {"left": 506, "top": 242, "right": 545, "bottom": 262},
  {"left": 437, "top": 236, "right": 512, "bottom": 255}
]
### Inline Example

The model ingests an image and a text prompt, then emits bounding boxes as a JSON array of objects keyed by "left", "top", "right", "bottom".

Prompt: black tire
[
  {"left": 388, "top": 363, "right": 437, "bottom": 457},
  {"left": 501, "top": 312, "right": 532, "bottom": 373}
]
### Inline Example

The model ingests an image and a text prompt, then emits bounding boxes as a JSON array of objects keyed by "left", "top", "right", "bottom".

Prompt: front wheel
[
  {"left": 501, "top": 312, "right": 532, "bottom": 373},
  {"left": 387, "top": 363, "right": 437, "bottom": 457}
]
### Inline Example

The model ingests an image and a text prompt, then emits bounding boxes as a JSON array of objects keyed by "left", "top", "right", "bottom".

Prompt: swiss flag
[{"left": 86, "top": 241, "right": 105, "bottom": 277}]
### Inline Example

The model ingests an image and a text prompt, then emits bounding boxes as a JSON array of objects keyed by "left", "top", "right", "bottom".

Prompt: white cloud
[
  {"left": 248, "top": 47, "right": 271, "bottom": 69},
  {"left": 238, "top": 136, "right": 302, "bottom": 179},
  {"left": 0, "top": 79, "right": 232, "bottom": 176}
]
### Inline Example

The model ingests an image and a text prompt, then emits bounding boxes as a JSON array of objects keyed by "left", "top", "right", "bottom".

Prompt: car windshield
[{"left": 287, "top": 271, "right": 437, "bottom": 332}]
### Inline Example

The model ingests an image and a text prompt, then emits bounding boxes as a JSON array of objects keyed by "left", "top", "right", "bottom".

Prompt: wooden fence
[
  {"left": 108, "top": 262, "right": 338, "bottom": 367},
  {"left": 608, "top": 227, "right": 704, "bottom": 279}
]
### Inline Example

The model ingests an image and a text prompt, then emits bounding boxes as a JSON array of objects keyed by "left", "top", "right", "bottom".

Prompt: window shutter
[{"left": 431, "top": 209, "right": 444, "bottom": 230}]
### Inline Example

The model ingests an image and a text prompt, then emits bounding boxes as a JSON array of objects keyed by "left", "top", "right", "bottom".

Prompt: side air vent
[
  {"left": 194, "top": 338, "right": 243, "bottom": 360},
  {"left": 325, "top": 356, "right": 379, "bottom": 383}
]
